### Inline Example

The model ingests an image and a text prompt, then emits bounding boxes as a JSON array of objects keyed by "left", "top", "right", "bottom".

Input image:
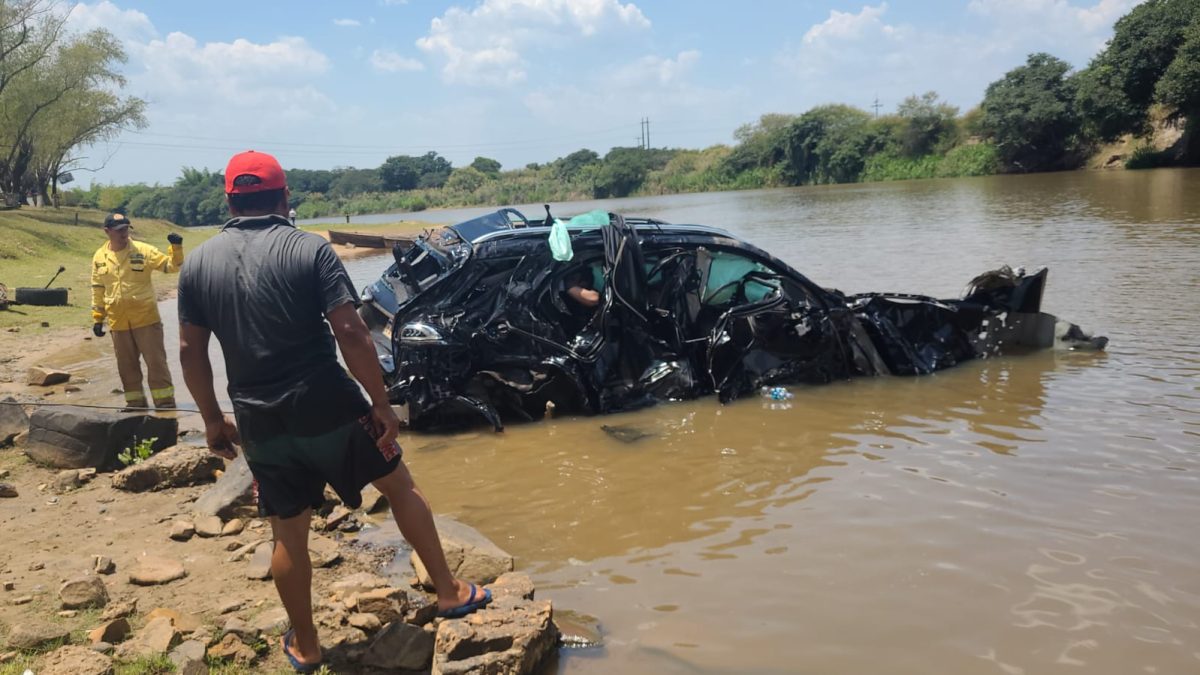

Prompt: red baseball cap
[{"left": 224, "top": 150, "right": 287, "bottom": 194}]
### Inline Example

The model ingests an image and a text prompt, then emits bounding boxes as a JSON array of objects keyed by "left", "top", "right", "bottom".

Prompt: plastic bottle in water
[
  {"left": 760, "top": 386, "right": 794, "bottom": 401},
  {"left": 759, "top": 386, "right": 794, "bottom": 410}
]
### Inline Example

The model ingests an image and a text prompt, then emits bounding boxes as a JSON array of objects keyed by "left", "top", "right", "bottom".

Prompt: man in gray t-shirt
[{"left": 178, "top": 151, "right": 490, "bottom": 672}]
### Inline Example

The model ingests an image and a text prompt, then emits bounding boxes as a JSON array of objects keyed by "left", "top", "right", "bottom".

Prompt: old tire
[{"left": 15, "top": 287, "right": 68, "bottom": 306}]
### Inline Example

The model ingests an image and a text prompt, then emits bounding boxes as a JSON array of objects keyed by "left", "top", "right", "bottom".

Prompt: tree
[
  {"left": 593, "top": 147, "right": 676, "bottom": 198},
  {"left": 0, "top": 3, "right": 145, "bottom": 200},
  {"left": 553, "top": 149, "right": 599, "bottom": 180},
  {"left": 469, "top": 156, "right": 501, "bottom": 177},
  {"left": 980, "top": 53, "right": 1082, "bottom": 172},
  {"left": 895, "top": 92, "right": 959, "bottom": 157},
  {"left": 1155, "top": 17, "right": 1200, "bottom": 124},
  {"left": 330, "top": 168, "right": 382, "bottom": 197},
  {"left": 724, "top": 113, "right": 796, "bottom": 173},
  {"left": 378, "top": 151, "right": 451, "bottom": 191},
  {"left": 1075, "top": 0, "right": 1200, "bottom": 140},
  {"left": 446, "top": 166, "right": 486, "bottom": 192},
  {"left": 780, "top": 105, "right": 875, "bottom": 184}
]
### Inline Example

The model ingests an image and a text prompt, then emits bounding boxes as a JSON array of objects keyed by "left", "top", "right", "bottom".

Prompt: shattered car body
[{"left": 359, "top": 209, "right": 1105, "bottom": 431}]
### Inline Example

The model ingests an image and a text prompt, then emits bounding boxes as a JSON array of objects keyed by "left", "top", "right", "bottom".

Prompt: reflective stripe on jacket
[{"left": 90, "top": 240, "right": 184, "bottom": 330}]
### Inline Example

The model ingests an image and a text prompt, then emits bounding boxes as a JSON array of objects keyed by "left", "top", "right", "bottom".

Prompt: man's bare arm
[
  {"left": 327, "top": 303, "right": 398, "bottom": 449},
  {"left": 180, "top": 321, "right": 239, "bottom": 457}
]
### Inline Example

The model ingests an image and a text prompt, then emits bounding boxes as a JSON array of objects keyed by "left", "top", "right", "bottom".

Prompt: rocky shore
[{"left": 0, "top": 399, "right": 560, "bottom": 674}]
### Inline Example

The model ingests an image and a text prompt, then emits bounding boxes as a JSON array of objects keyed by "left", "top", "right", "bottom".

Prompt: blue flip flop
[
  {"left": 282, "top": 629, "right": 322, "bottom": 673},
  {"left": 438, "top": 583, "right": 493, "bottom": 619}
]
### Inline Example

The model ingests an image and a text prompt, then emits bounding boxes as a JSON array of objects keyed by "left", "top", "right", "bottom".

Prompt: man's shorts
[{"left": 242, "top": 417, "right": 402, "bottom": 520}]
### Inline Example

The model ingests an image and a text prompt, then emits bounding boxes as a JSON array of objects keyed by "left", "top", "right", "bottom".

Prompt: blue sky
[{"left": 64, "top": 0, "right": 1141, "bottom": 186}]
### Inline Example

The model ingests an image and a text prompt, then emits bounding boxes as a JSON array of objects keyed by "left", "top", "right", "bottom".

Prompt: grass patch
[{"left": 114, "top": 653, "right": 174, "bottom": 675}]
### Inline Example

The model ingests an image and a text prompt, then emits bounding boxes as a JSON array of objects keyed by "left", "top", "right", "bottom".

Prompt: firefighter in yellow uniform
[{"left": 90, "top": 213, "right": 184, "bottom": 409}]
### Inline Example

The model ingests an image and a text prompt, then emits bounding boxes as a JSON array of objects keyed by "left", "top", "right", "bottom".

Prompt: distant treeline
[{"left": 60, "top": 0, "right": 1198, "bottom": 226}]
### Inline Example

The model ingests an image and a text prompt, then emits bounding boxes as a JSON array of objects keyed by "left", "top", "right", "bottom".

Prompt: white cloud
[
  {"left": 370, "top": 49, "right": 425, "bottom": 73},
  {"left": 333, "top": 18, "right": 362, "bottom": 27},
  {"left": 609, "top": 50, "right": 701, "bottom": 87},
  {"left": 417, "top": 0, "right": 650, "bottom": 86},
  {"left": 803, "top": 3, "right": 892, "bottom": 44},
  {"left": 968, "top": 0, "right": 1141, "bottom": 32},
  {"left": 65, "top": 1, "right": 157, "bottom": 41}
]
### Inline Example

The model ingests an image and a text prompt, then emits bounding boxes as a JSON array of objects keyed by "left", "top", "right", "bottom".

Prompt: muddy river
[{"left": 107, "top": 170, "right": 1200, "bottom": 673}]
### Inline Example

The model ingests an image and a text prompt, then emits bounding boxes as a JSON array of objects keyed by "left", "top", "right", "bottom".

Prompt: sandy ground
[{"left": 0, "top": 242, "right": 421, "bottom": 673}]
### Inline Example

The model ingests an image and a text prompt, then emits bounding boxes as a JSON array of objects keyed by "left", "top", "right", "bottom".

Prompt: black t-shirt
[{"left": 177, "top": 215, "right": 368, "bottom": 439}]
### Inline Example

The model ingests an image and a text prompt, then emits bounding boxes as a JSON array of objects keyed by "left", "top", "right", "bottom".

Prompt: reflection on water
[{"left": 146, "top": 169, "right": 1200, "bottom": 674}]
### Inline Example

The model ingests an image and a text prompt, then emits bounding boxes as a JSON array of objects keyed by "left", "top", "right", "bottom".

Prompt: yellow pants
[{"left": 110, "top": 322, "right": 175, "bottom": 409}]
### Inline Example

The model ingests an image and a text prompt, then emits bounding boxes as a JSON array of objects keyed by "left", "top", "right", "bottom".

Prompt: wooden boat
[{"left": 328, "top": 231, "right": 414, "bottom": 251}]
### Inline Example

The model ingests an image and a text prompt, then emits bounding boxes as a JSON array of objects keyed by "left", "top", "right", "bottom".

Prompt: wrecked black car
[{"left": 358, "top": 208, "right": 1105, "bottom": 431}]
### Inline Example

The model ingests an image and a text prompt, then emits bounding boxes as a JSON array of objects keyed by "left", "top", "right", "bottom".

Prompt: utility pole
[
  {"left": 871, "top": 95, "right": 882, "bottom": 118},
  {"left": 644, "top": 117, "right": 650, "bottom": 149}
]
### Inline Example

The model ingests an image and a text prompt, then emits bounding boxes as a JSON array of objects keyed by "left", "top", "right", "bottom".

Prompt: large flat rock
[
  {"left": 111, "top": 445, "right": 222, "bottom": 492},
  {"left": 25, "top": 406, "right": 176, "bottom": 471},
  {"left": 192, "top": 454, "right": 254, "bottom": 518},
  {"left": 412, "top": 515, "right": 514, "bottom": 588}
]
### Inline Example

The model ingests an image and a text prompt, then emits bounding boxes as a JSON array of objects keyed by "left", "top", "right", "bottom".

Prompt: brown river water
[{"left": 77, "top": 170, "right": 1200, "bottom": 673}]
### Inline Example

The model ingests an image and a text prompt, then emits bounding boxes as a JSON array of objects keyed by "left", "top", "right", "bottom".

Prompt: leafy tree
[
  {"left": 553, "top": 149, "right": 599, "bottom": 180},
  {"left": 724, "top": 113, "right": 796, "bottom": 173},
  {"left": 330, "top": 168, "right": 382, "bottom": 197},
  {"left": 1075, "top": 0, "right": 1200, "bottom": 140},
  {"left": 980, "top": 53, "right": 1082, "bottom": 172},
  {"left": 896, "top": 92, "right": 959, "bottom": 157},
  {"left": 446, "top": 166, "right": 487, "bottom": 192},
  {"left": 469, "top": 156, "right": 501, "bottom": 177},
  {"left": 593, "top": 147, "right": 675, "bottom": 198},
  {"left": 1155, "top": 17, "right": 1200, "bottom": 123},
  {"left": 780, "top": 105, "right": 875, "bottom": 184},
  {"left": 0, "top": 2, "right": 144, "bottom": 200},
  {"left": 378, "top": 151, "right": 451, "bottom": 190},
  {"left": 287, "top": 168, "right": 334, "bottom": 193}
]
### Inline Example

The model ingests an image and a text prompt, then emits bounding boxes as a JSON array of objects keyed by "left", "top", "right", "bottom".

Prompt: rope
[{"left": 0, "top": 400, "right": 228, "bottom": 415}]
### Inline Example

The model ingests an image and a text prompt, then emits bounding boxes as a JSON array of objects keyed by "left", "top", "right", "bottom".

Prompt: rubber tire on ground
[{"left": 14, "top": 287, "right": 68, "bottom": 306}]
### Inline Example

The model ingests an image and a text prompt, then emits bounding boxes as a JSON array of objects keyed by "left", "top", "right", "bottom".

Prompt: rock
[
  {"left": 64, "top": 385, "right": 82, "bottom": 393},
  {"left": 252, "top": 607, "right": 290, "bottom": 636},
  {"left": 28, "top": 366, "right": 70, "bottom": 386},
  {"left": 348, "top": 612, "right": 382, "bottom": 632},
  {"left": 406, "top": 593, "right": 440, "bottom": 626},
  {"left": 115, "top": 616, "right": 178, "bottom": 659},
  {"left": 246, "top": 542, "right": 273, "bottom": 580},
  {"left": 7, "top": 622, "right": 70, "bottom": 649},
  {"left": 325, "top": 506, "right": 352, "bottom": 530},
  {"left": 0, "top": 397, "right": 28, "bottom": 446},
  {"left": 226, "top": 539, "right": 263, "bottom": 563},
  {"left": 0, "top": 483, "right": 16, "bottom": 498},
  {"left": 145, "top": 608, "right": 201, "bottom": 633},
  {"left": 432, "top": 590, "right": 556, "bottom": 675},
  {"left": 87, "top": 618, "right": 131, "bottom": 645},
  {"left": 129, "top": 556, "right": 186, "bottom": 586},
  {"left": 27, "top": 561, "right": 43, "bottom": 570},
  {"left": 412, "top": 515, "right": 514, "bottom": 588},
  {"left": 308, "top": 533, "right": 341, "bottom": 568},
  {"left": 169, "top": 640, "right": 207, "bottom": 675},
  {"left": 78, "top": 467, "right": 97, "bottom": 482},
  {"left": 490, "top": 572, "right": 536, "bottom": 601},
  {"left": 361, "top": 484, "right": 389, "bottom": 513},
  {"left": 90, "top": 642, "right": 113, "bottom": 654},
  {"left": 220, "top": 617, "right": 258, "bottom": 643},
  {"left": 193, "top": 454, "right": 254, "bottom": 518},
  {"left": 352, "top": 587, "right": 409, "bottom": 624},
  {"left": 2, "top": 581, "right": 13, "bottom": 591},
  {"left": 59, "top": 575, "right": 108, "bottom": 609},
  {"left": 58, "top": 610, "right": 78, "bottom": 618},
  {"left": 25, "top": 407, "right": 176, "bottom": 471},
  {"left": 169, "top": 520, "right": 195, "bottom": 541},
  {"left": 99, "top": 598, "right": 137, "bottom": 621},
  {"left": 206, "top": 633, "right": 257, "bottom": 665},
  {"left": 37, "top": 645, "right": 113, "bottom": 675},
  {"left": 331, "top": 572, "right": 389, "bottom": 596},
  {"left": 221, "top": 518, "right": 245, "bottom": 536},
  {"left": 111, "top": 445, "right": 221, "bottom": 492},
  {"left": 93, "top": 556, "right": 115, "bottom": 575},
  {"left": 12, "top": 431, "right": 28, "bottom": 446},
  {"left": 8, "top": 595, "right": 30, "bottom": 605},
  {"left": 193, "top": 515, "right": 223, "bottom": 537},
  {"left": 363, "top": 621, "right": 435, "bottom": 671},
  {"left": 51, "top": 469, "right": 81, "bottom": 493},
  {"left": 217, "top": 599, "right": 243, "bottom": 615}
]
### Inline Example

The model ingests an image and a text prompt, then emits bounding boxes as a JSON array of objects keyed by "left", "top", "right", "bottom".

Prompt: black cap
[{"left": 104, "top": 213, "right": 131, "bottom": 229}]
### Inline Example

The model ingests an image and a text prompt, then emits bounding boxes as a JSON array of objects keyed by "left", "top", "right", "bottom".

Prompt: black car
[{"left": 359, "top": 208, "right": 1105, "bottom": 431}]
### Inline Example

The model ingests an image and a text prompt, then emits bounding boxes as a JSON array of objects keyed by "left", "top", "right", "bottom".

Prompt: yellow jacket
[{"left": 90, "top": 240, "right": 184, "bottom": 330}]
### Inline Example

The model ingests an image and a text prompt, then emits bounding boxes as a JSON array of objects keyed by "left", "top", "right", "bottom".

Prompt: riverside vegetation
[{"left": 5, "top": 0, "right": 1199, "bottom": 227}]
